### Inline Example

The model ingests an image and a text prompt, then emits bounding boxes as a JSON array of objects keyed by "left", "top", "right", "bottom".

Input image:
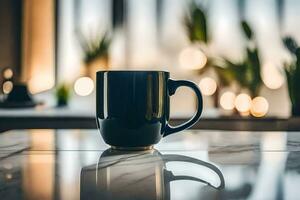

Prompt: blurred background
[
  {"left": 1, "top": 1, "right": 300, "bottom": 199},
  {"left": 1, "top": 0, "right": 300, "bottom": 119}
]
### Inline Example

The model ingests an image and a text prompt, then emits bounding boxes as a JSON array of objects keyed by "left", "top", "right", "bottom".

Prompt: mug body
[
  {"left": 80, "top": 149, "right": 166, "bottom": 200},
  {"left": 96, "top": 71, "right": 170, "bottom": 148}
]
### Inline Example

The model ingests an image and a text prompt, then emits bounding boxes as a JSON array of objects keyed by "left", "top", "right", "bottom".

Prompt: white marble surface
[{"left": 0, "top": 129, "right": 300, "bottom": 199}]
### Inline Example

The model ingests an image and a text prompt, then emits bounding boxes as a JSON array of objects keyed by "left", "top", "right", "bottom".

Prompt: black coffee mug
[{"left": 96, "top": 71, "right": 202, "bottom": 149}]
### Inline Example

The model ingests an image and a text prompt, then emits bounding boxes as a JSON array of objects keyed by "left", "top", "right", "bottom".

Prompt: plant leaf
[
  {"left": 184, "top": 3, "right": 208, "bottom": 43},
  {"left": 245, "top": 47, "right": 262, "bottom": 96},
  {"left": 241, "top": 21, "right": 252, "bottom": 40},
  {"left": 77, "top": 31, "right": 111, "bottom": 64},
  {"left": 283, "top": 37, "right": 298, "bottom": 54}
]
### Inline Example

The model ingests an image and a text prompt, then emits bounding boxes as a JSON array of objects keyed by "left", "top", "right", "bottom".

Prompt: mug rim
[{"left": 96, "top": 70, "right": 169, "bottom": 74}]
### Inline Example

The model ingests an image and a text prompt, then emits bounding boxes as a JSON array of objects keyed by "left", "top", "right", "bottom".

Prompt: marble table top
[{"left": 0, "top": 129, "right": 300, "bottom": 200}]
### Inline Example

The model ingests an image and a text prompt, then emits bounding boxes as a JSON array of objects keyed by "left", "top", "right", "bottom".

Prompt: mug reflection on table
[
  {"left": 80, "top": 149, "right": 224, "bottom": 200},
  {"left": 96, "top": 71, "right": 203, "bottom": 149}
]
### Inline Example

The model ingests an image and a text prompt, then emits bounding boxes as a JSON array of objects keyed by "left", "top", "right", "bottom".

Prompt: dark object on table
[
  {"left": 96, "top": 71, "right": 203, "bottom": 149},
  {"left": 0, "top": 83, "right": 39, "bottom": 108}
]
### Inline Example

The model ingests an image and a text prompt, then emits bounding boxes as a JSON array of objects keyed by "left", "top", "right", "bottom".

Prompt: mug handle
[
  {"left": 163, "top": 154, "right": 225, "bottom": 189},
  {"left": 164, "top": 79, "right": 203, "bottom": 137}
]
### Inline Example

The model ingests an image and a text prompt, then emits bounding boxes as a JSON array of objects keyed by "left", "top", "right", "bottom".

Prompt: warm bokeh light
[
  {"left": 179, "top": 46, "right": 207, "bottom": 70},
  {"left": 5, "top": 173, "right": 12, "bottom": 180},
  {"left": 262, "top": 63, "right": 284, "bottom": 89},
  {"left": 3, "top": 68, "right": 13, "bottom": 79},
  {"left": 74, "top": 77, "right": 94, "bottom": 96},
  {"left": 3, "top": 81, "right": 13, "bottom": 94},
  {"left": 198, "top": 77, "right": 217, "bottom": 96},
  {"left": 235, "top": 93, "right": 252, "bottom": 113},
  {"left": 220, "top": 91, "right": 236, "bottom": 110},
  {"left": 250, "top": 96, "right": 269, "bottom": 117},
  {"left": 240, "top": 111, "right": 250, "bottom": 117}
]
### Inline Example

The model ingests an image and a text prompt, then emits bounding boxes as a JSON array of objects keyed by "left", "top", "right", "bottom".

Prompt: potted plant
[
  {"left": 282, "top": 37, "right": 300, "bottom": 116},
  {"left": 212, "top": 20, "right": 262, "bottom": 97},
  {"left": 184, "top": 2, "right": 221, "bottom": 106},
  {"left": 77, "top": 31, "right": 111, "bottom": 80},
  {"left": 55, "top": 83, "right": 70, "bottom": 107},
  {"left": 184, "top": 4, "right": 263, "bottom": 105}
]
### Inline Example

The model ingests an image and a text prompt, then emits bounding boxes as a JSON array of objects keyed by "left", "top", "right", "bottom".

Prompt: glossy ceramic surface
[
  {"left": 96, "top": 71, "right": 203, "bottom": 148},
  {"left": 81, "top": 149, "right": 224, "bottom": 200}
]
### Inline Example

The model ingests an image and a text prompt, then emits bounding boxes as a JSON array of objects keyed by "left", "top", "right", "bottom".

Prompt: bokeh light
[
  {"left": 74, "top": 77, "right": 94, "bottom": 96},
  {"left": 235, "top": 93, "right": 252, "bottom": 113},
  {"left": 220, "top": 91, "right": 236, "bottom": 110},
  {"left": 199, "top": 77, "right": 217, "bottom": 96},
  {"left": 262, "top": 63, "right": 284, "bottom": 89},
  {"left": 240, "top": 111, "right": 250, "bottom": 116},
  {"left": 5, "top": 173, "right": 12, "bottom": 180},
  {"left": 179, "top": 46, "right": 207, "bottom": 70},
  {"left": 3, "top": 68, "right": 13, "bottom": 79},
  {"left": 3, "top": 81, "right": 13, "bottom": 94},
  {"left": 250, "top": 96, "right": 269, "bottom": 117}
]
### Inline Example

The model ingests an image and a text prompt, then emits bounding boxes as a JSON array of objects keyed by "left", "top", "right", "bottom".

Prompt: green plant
[
  {"left": 184, "top": 2, "right": 208, "bottom": 44},
  {"left": 215, "top": 49, "right": 262, "bottom": 97},
  {"left": 184, "top": 3, "right": 262, "bottom": 96},
  {"left": 213, "top": 21, "right": 262, "bottom": 97},
  {"left": 55, "top": 84, "right": 70, "bottom": 107},
  {"left": 184, "top": 2, "right": 215, "bottom": 78},
  {"left": 77, "top": 31, "right": 111, "bottom": 65},
  {"left": 283, "top": 36, "right": 300, "bottom": 116}
]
